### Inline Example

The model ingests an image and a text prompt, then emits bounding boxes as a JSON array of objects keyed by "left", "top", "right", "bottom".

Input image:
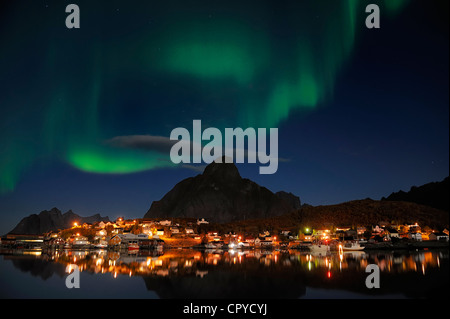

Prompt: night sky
[{"left": 0, "top": 0, "right": 448, "bottom": 235}]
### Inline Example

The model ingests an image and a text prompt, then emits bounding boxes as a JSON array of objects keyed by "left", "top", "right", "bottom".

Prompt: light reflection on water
[{"left": 0, "top": 248, "right": 448, "bottom": 299}]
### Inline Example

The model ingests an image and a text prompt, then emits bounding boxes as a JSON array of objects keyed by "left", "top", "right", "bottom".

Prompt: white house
[
  {"left": 197, "top": 218, "right": 209, "bottom": 225},
  {"left": 429, "top": 232, "right": 449, "bottom": 242},
  {"left": 170, "top": 227, "right": 180, "bottom": 234},
  {"left": 386, "top": 228, "right": 399, "bottom": 238},
  {"left": 185, "top": 228, "right": 194, "bottom": 234},
  {"left": 160, "top": 220, "right": 171, "bottom": 226},
  {"left": 408, "top": 232, "right": 422, "bottom": 241},
  {"left": 280, "top": 230, "right": 291, "bottom": 237}
]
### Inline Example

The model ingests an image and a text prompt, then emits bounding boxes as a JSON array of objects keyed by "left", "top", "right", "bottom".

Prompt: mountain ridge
[
  {"left": 223, "top": 199, "right": 449, "bottom": 236},
  {"left": 7, "top": 207, "right": 110, "bottom": 235},
  {"left": 382, "top": 176, "right": 449, "bottom": 212}
]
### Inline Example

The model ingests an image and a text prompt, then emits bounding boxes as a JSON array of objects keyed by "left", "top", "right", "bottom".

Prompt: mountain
[
  {"left": 382, "top": 177, "right": 449, "bottom": 212},
  {"left": 275, "top": 191, "right": 301, "bottom": 209},
  {"left": 144, "top": 159, "right": 297, "bottom": 223},
  {"left": 8, "top": 208, "right": 110, "bottom": 235},
  {"left": 224, "top": 199, "right": 449, "bottom": 236},
  {"left": 297, "top": 199, "right": 449, "bottom": 229}
]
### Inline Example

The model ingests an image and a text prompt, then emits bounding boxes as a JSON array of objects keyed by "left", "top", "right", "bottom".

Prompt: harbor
[
  {"left": 1, "top": 218, "right": 448, "bottom": 299},
  {"left": 1, "top": 217, "right": 448, "bottom": 253},
  {"left": 0, "top": 246, "right": 448, "bottom": 299}
]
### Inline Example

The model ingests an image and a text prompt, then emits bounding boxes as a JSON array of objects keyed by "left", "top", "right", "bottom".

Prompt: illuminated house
[
  {"left": 408, "top": 232, "right": 422, "bottom": 241},
  {"left": 5, "top": 234, "right": 44, "bottom": 248},
  {"left": 96, "top": 229, "right": 107, "bottom": 237},
  {"left": 245, "top": 237, "right": 256, "bottom": 244},
  {"left": 255, "top": 237, "right": 273, "bottom": 247},
  {"left": 315, "top": 229, "right": 331, "bottom": 240},
  {"left": 385, "top": 228, "right": 399, "bottom": 238},
  {"left": 409, "top": 223, "right": 421, "bottom": 233},
  {"left": 197, "top": 218, "right": 209, "bottom": 225},
  {"left": 357, "top": 227, "right": 367, "bottom": 235},
  {"left": 429, "top": 232, "right": 449, "bottom": 242},
  {"left": 123, "top": 219, "right": 137, "bottom": 227},
  {"left": 302, "top": 233, "right": 313, "bottom": 242},
  {"left": 372, "top": 225, "right": 385, "bottom": 236},
  {"left": 109, "top": 234, "right": 122, "bottom": 246}
]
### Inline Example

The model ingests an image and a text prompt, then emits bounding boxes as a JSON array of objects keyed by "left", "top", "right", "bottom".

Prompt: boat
[
  {"left": 342, "top": 241, "right": 364, "bottom": 251},
  {"left": 71, "top": 236, "right": 91, "bottom": 249},
  {"left": 128, "top": 241, "right": 140, "bottom": 252},
  {"left": 93, "top": 240, "right": 108, "bottom": 249},
  {"left": 229, "top": 242, "right": 251, "bottom": 250},
  {"left": 205, "top": 241, "right": 225, "bottom": 249}
]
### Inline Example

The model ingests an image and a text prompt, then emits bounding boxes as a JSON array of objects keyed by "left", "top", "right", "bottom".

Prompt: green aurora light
[{"left": 0, "top": 0, "right": 410, "bottom": 193}]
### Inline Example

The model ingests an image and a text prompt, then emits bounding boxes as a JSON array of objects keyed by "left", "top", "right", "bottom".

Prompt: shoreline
[{"left": 362, "top": 240, "right": 449, "bottom": 251}]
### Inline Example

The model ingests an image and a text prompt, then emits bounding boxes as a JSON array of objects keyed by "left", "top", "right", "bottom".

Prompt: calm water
[{"left": 0, "top": 248, "right": 448, "bottom": 299}]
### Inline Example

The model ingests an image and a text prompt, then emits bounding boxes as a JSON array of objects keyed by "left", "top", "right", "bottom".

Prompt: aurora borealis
[{"left": 0, "top": 0, "right": 448, "bottom": 233}]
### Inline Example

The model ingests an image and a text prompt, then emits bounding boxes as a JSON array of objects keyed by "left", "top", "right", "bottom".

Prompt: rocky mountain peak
[
  {"left": 144, "top": 158, "right": 298, "bottom": 223},
  {"left": 202, "top": 157, "right": 241, "bottom": 181}
]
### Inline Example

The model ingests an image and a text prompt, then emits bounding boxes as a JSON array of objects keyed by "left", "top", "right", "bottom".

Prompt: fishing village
[
  {"left": 1, "top": 216, "right": 449, "bottom": 253},
  {"left": 0, "top": 216, "right": 448, "bottom": 298}
]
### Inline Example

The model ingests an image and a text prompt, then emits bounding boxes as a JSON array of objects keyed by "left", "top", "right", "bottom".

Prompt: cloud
[
  {"left": 106, "top": 134, "right": 291, "bottom": 163},
  {"left": 106, "top": 135, "right": 177, "bottom": 153}
]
